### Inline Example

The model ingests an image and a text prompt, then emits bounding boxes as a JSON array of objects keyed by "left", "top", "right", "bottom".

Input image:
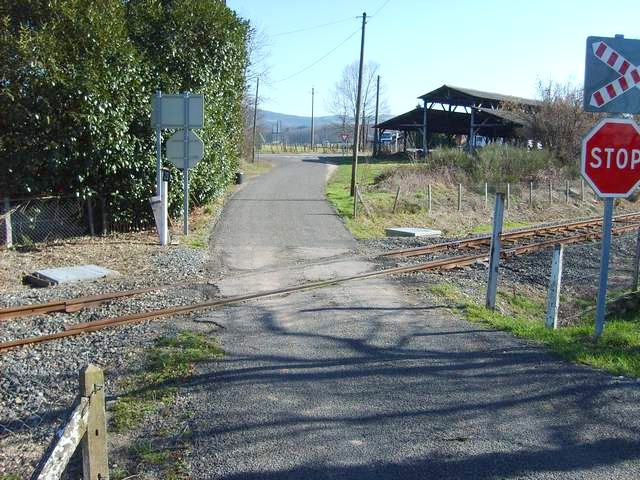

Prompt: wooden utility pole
[
  {"left": 350, "top": 12, "right": 367, "bottom": 197},
  {"left": 310, "top": 87, "right": 315, "bottom": 149},
  {"left": 252, "top": 78, "right": 259, "bottom": 163},
  {"left": 373, "top": 74, "right": 380, "bottom": 157}
]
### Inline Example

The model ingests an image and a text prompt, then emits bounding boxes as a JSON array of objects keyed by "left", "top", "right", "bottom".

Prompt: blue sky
[{"left": 227, "top": 0, "right": 640, "bottom": 117}]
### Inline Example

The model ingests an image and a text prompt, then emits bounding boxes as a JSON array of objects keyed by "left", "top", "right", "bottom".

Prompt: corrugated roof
[{"left": 418, "top": 85, "right": 540, "bottom": 108}]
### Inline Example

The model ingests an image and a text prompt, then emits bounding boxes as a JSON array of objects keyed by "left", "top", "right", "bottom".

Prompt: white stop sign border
[{"left": 581, "top": 117, "right": 640, "bottom": 198}]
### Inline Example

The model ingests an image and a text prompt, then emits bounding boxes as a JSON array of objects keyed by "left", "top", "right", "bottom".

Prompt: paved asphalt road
[{"left": 184, "top": 153, "right": 640, "bottom": 479}]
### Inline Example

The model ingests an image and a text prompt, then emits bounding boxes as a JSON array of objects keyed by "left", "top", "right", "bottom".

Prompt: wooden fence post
[
  {"left": 581, "top": 179, "right": 585, "bottom": 202},
  {"left": 548, "top": 179, "right": 553, "bottom": 205},
  {"left": 392, "top": 186, "right": 401, "bottom": 213},
  {"left": 486, "top": 193, "right": 505, "bottom": 310},
  {"left": 86, "top": 198, "right": 95, "bottom": 236},
  {"left": 484, "top": 182, "right": 488, "bottom": 209},
  {"left": 529, "top": 181, "right": 533, "bottom": 208},
  {"left": 457, "top": 183, "right": 462, "bottom": 212},
  {"left": 428, "top": 184, "right": 432, "bottom": 213},
  {"left": 80, "top": 365, "right": 109, "bottom": 480},
  {"left": 565, "top": 180, "right": 569, "bottom": 203},
  {"left": 546, "top": 244, "right": 564, "bottom": 329},
  {"left": 3, "top": 197, "right": 12, "bottom": 248}
]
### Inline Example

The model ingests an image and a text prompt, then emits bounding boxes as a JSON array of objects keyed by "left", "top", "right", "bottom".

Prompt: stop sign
[{"left": 581, "top": 117, "right": 640, "bottom": 197}]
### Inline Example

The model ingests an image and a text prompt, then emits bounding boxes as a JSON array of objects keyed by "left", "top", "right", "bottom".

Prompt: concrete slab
[
  {"left": 384, "top": 227, "right": 442, "bottom": 238},
  {"left": 26, "top": 264, "right": 117, "bottom": 287}
]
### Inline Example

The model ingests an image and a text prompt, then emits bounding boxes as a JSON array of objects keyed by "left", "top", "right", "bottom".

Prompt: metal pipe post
[
  {"left": 594, "top": 198, "right": 614, "bottom": 338},
  {"left": 252, "top": 78, "right": 259, "bottom": 163},
  {"left": 155, "top": 90, "right": 162, "bottom": 196},
  {"left": 486, "top": 193, "right": 505, "bottom": 310},
  {"left": 545, "top": 244, "right": 564, "bottom": 329},
  {"left": 310, "top": 86, "right": 315, "bottom": 149},
  {"left": 633, "top": 227, "right": 640, "bottom": 291},
  {"left": 183, "top": 92, "right": 190, "bottom": 236}
]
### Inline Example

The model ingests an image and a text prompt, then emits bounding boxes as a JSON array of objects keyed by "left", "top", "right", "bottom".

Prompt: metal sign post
[
  {"left": 155, "top": 90, "right": 162, "bottom": 197},
  {"left": 583, "top": 34, "right": 640, "bottom": 338},
  {"left": 183, "top": 92, "right": 190, "bottom": 236}
]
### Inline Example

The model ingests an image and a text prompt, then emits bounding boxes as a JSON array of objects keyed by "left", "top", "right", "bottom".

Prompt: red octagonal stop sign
[{"left": 581, "top": 118, "right": 640, "bottom": 198}]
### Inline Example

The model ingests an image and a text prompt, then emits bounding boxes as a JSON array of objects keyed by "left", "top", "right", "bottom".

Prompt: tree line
[{"left": 0, "top": 0, "right": 249, "bottom": 223}]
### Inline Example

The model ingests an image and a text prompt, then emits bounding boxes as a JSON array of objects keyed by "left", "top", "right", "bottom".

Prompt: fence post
[
  {"left": 80, "top": 365, "right": 108, "bottom": 480},
  {"left": 506, "top": 183, "right": 510, "bottom": 209},
  {"left": 86, "top": 197, "right": 95, "bottom": 236},
  {"left": 3, "top": 197, "right": 12, "bottom": 248},
  {"left": 392, "top": 186, "right": 401, "bottom": 213},
  {"left": 529, "top": 181, "right": 533, "bottom": 208},
  {"left": 565, "top": 180, "right": 569, "bottom": 203},
  {"left": 633, "top": 227, "right": 640, "bottom": 291},
  {"left": 457, "top": 183, "right": 462, "bottom": 212},
  {"left": 546, "top": 244, "right": 564, "bottom": 329},
  {"left": 428, "top": 184, "right": 432, "bottom": 213},
  {"left": 548, "top": 179, "right": 553, "bottom": 205},
  {"left": 581, "top": 179, "right": 585, "bottom": 202},
  {"left": 486, "top": 193, "right": 505, "bottom": 310},
  {"left": 100, "top": 197, "right": 108, "bottom": 235},
  {"left": 484, "top": 182, "right": 488, "bottom": 209}
]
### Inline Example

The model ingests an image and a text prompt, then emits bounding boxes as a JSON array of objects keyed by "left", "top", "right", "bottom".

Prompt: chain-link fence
[{"left": 0, "top": 195, "right": 156, "bottom": 248}]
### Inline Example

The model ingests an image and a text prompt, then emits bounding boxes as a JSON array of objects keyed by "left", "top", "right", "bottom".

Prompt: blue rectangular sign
[{"left": 584, "top": 35, "right": 640, "bottom": 114}]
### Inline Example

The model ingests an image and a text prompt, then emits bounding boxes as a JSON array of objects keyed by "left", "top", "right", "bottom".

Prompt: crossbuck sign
[{"left": 584, "top": 35, "right": 640, "bottom": 113}]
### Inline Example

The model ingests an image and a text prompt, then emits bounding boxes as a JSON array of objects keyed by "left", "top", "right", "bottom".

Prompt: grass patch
[
  {"left": 429, "top": 282, "right": 640, "bottom": 377},
  {"left": 471, "top": 220, "right": 531, "bottom": 234},
  {"left": 111, "top": 331, "right": 222, "bottom": 433},
  {"left": 240, "top": 159, "right": 272, "bottom": 177}
]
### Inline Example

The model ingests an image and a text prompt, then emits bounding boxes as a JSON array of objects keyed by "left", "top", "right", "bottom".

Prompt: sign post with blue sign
[
  {"left": 583, "top": 34, "right": 640, "bottom": 339},
  {"left": 584, "top": 35, "right": 640, "bottom": 114}
]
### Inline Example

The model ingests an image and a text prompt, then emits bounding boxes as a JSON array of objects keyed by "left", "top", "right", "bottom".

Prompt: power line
[
  {"left": 273, "top": 27, "right": 360, "bottom": 83},
  {"left": 272, "top": 17, "right": 354, "bottom": 37},
  {"left": 370, "top": 0, "right": 392, "bottom": 18}
]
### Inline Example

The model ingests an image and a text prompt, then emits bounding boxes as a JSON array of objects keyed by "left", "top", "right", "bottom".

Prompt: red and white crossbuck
[{"left": 589, "top": 41, "right": 640, "bottom": 108}]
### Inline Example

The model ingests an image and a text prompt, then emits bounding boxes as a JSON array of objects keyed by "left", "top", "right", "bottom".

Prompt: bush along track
[{"left": 110, "top": 330, "right": 223, "bottom": 479}]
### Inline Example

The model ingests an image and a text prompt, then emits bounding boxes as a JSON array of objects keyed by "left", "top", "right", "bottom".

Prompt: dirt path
[{"left": 181, "top": 153, "right": 640, "bottom": 479}]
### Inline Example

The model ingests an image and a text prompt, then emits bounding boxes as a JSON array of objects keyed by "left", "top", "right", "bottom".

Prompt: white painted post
[
  {"left": 486, "top": 193, "right": 505, "bottom": 310},
  {"left": 3, "top": 197, "right": 12, "bottom": 248},
  {"left": 546, "top": 244, "right": 564, "bottom": 329}
]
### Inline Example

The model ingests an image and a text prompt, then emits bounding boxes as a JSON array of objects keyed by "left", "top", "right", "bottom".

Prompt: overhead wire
[{"left": 271, "top": 17, "right": 355, "bottom": 37}]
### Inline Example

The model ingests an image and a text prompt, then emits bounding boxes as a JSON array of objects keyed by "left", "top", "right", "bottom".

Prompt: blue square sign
[{"left": 584, "top": 35, "right": 640, "bottom": 114}]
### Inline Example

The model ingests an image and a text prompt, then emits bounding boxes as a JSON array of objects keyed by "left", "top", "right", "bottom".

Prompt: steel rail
[
  {"left": 2, "top": 221, "right": 639, "bottom": 352},
  {"left": 0, "top": 283, "right": 191, "bottom": 321},
  {"left": 381, "top": 211, "right": 640, "bottom": 258}
]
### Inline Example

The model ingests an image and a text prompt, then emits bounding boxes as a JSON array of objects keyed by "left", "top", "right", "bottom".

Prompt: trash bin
[{"left": 235, "top": 172, "right": 244, "bottom": 185}]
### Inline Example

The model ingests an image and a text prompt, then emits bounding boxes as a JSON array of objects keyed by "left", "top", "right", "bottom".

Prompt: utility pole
[
  {"left": 310, "top": 87, "right": 315, "bottom": 150},
  {"left": 373, "top": 74, "right": 380, "bottom": 157},
  {"left": 252, "top": 77, "right": 259, "bottom": 163},
  {"left": 350, "top": 11, "right": 366, "bottom": 197}
]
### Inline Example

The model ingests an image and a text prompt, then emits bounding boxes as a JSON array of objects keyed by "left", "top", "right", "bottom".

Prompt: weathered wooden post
[
  {"left": 548, "top": 179, "right": 553, "bottom": 204},
  {"left": 80, "top": 365, "right": 109, "bottom": 480},
  {"left": 565, "top": 180, "right": 570, "bottom": 203},
  {"left": 457, "top": 183, "right": 462, "bottom": 211},
  {"left": 3, "top": 197, "right": 12, "bottom": 248},
  {"left": 428, "top": 184, "right": 432, "bottom": 213},
  {"left": 581, "top": 179, "right": 585, "bottom": 202},
  {"left": 529, "top": 181, "right": 533, "bottom": 208},
  {"left": 546, "top": 244, "right": 564, "bottom": 329}
]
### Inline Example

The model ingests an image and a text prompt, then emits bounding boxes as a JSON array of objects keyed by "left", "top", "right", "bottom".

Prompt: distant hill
[
  {"left": 258, "top": 110, "right": 340, "bottom": 129},
  {"left": 258, "top": 109, "right": 394, "bottom": 129}
]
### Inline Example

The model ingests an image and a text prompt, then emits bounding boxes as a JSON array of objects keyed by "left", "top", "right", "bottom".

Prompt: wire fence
[{"left": 0, "top": 195, "right": 156, "bottom": 248}]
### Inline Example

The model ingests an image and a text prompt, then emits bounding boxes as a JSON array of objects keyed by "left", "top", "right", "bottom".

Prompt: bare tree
[
  {"left": 327, "top": 60, "right": 386, "bottom": 141},
  {"left": 503, "top": 80, "right": 599, "bottom": 168}
]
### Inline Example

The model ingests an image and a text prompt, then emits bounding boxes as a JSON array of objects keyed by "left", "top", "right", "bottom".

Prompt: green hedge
[{"left": 0, "top": 0, "right": 248, "bottom": 224}]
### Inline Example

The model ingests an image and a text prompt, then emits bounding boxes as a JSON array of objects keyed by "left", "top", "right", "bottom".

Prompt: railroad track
[
  {"left": 382, "top": 211, "right": 640, "bottom": 258},
  {"left": 2, "top": 213, "right": 640, "bottom": 352}
]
